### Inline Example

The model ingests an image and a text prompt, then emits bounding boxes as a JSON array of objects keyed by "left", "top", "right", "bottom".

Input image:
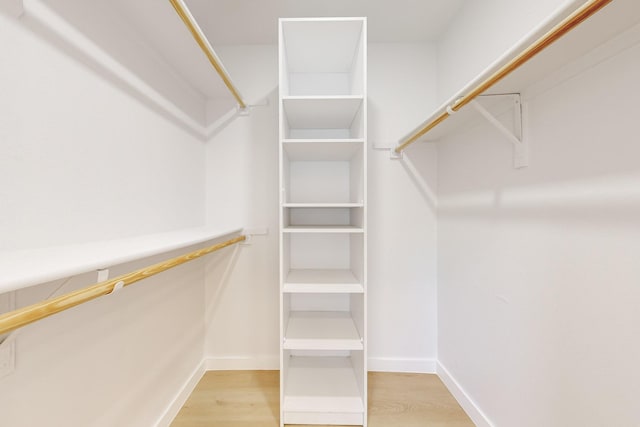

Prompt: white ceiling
[{"left": 183, "top": 0, "right": 466, "bottom": 44}]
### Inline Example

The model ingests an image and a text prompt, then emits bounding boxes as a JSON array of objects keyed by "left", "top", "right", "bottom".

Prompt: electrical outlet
[{"left": 0, "top": 292, "right": 16, "bottom": 378}]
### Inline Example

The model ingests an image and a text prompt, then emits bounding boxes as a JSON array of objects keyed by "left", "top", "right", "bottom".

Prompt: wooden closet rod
[
  {"left": 0, "top": 235, "right": 246, "bottom": 336},
  {"left": 395, "top": 0, "right": 612, "bottom": 154},
  {"left": 168, "top": 0, "right": 247, "bottom": 109}
]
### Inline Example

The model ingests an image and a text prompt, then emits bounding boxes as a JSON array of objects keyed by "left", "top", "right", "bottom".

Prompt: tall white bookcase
[{"left": 278, "top": 18, "right": 367, "bottom": 426}]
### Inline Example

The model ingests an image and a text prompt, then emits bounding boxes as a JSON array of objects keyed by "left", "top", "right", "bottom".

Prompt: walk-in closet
[{"left": 1, "top": 0, "right": 639, "bottom": 426}]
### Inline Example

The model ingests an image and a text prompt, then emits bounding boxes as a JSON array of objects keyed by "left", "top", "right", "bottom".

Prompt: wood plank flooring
[{"left": 171, "top": 371, "right": 474, "bottom": 427}]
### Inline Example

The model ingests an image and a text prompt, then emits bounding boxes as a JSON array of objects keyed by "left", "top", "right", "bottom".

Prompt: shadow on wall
[
  {"left": 400, "top": 146, "right": 438, "bottom": 213},
  {"left": 204, "top": 244, "right": 242, "bottom": 326}
]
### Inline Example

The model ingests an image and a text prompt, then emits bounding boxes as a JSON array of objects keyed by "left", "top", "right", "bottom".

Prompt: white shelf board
[
  {"left": 283, "top": 203, "right": 364, "bottom": 208},
  {"left": 283, "top": 226, "right": 364, "bottom": 233},
  {"left": 406, "top": 0, "right": 640, "bottom": 144},
  {"left": 283, "top": 96, "right": 363, "bottom": 129},
  {"left": 284, "top": 269, "right": 363, "bottom": 293},
  {"left": 283, "top": 138, "right": 364, "bottom": 144},
  {"left": 283, "top": 356, "right": 364, "bottom": 413},
  {"left": 0, "top": 227, "right": 243, "bottom": 293},
  {"left": 283, "top": 139, "right": 363, "bottom": 161},
  {"left": 285, "top": 311, "right": 363, "bottom": 350}
]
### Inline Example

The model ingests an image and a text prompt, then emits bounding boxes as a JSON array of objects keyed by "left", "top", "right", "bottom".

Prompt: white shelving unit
[{"left": 279, "top": 17, "right": 367, "bottom": 426}]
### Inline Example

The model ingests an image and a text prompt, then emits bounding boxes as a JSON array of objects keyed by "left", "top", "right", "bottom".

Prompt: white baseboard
[
  {"left": 205, "top": 355, "right": 279, "bottom": 370},
  {"left": 368, "top": 357, "right": 437, "bottom": 373},
  {"left": 204, "top": 355, "right": 437, "bottom": 373},
  {"left": 154, "top": 360, "right": 206, "bottom": 427},
  {"left": 436, "top": 361, "right": 494, "bottom": 427}
]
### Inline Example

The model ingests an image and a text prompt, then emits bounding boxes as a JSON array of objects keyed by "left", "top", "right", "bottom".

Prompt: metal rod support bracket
[
  {"left": 237, "top": 105, "right": 251, "bottom": 116},
  {"left": 240, "top": 228, "right": 269, "bottom": 245},
  {"left": 471, "top": 94, "right": 529, "bottom": 169},
  {"left": 236, "top": 98, "right": 270, "bottom": 117}
]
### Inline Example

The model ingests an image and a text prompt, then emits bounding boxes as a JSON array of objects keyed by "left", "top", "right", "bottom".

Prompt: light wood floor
[{"left": 171, "top": 371, "right": 475, "bottom": 427}]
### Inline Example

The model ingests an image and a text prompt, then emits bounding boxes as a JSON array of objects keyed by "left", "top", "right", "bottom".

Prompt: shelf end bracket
[
  {"left": 471, "top": 95, "right": 528, "bottom": 169},
  {"left": 389, "top": 148, "right": 403, "bottom": 160}
]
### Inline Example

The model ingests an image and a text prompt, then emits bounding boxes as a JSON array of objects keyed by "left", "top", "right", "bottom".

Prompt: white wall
[
  {"left": 437, "top": 36, "right": 640, "bottom": 427},
  {"left": 0, "top": 9, "right": 205, "bottom": 251},
  {"left": 203, "top": 43, "right": 440, "bottom": 372},
  {"left": 0, "top": 9, "right": 210, "bottom": 426},
  {"left": 368, "top": 43, "right": 439, "bottom": 371},
  {"left": 204, "top": 63, "right": 280, "bottom": 367},
  {"left": 436, "top": 0, "right": 577, "bottom": 103}
]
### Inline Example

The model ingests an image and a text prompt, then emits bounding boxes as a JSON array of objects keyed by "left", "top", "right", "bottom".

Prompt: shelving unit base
[{"left": 283, "top": 356, "right": 365, "bottom": 425}]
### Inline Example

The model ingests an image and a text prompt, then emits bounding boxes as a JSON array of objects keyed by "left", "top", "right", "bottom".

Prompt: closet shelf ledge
[
  {"left": 0, "top": 227, "right": 243, "bottom": 294},
  {"left": 396, "top": 0, "right": 637, "bottom": 149}
]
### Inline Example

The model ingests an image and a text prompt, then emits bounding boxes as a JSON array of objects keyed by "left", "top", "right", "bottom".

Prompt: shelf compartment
[
  {"left": 280, "top": 18, "right": 365, "bottom": 97},
  {"left": 283, "top": 96, "right": 363, "bottom": 130},
  {"left": 284, "top": 205, "right": 363, "bottom": 228},
  {"left": 283, "top": 269, "right": 363, "bottom": 294},
  {"left": 284, "top": 233, "right": 364, "bottom": 278},
  {"left": 283, "top": 139, "right": 363, "bottom": 161},
  {"left": 284, "top": 144, "right": 364, "bottom": 204},
  {"left": 283, "top": 356, "right": 364, "bottom": 419},
  {"left": 284, "top": 311, "right": 363, "bottom": 350}
]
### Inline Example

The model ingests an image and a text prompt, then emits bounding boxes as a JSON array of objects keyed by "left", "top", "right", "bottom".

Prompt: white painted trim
[
  {"left": 437, "top": 361, "right": 495, "bottom": 427},
  {"left": 368, "top": 357, "right": 437, "bottom": 374},
  {"left": 154, "top": 359, "right": 206, "bottom": 427},
  {"left": 205, "top": 355, "right": 280, "bottom": 371},
  {"left": 204, "top": 355, "right": 436, "bottom": 374}
]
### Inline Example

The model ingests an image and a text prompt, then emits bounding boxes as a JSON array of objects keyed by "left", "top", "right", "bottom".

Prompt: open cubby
[
  {"left": 283, "top": 96, "right": 365, "bottom": 140},
  {"left": 280, "top": 19, "right": 365, "bottom": 97},
  {"left": 284, "top": 206, "right": 364, "bottom": 228},
  {"left": 282, "top": 351, "right": 366, "bottom": 425},
  {"left": 283, "top": 143, "right": 364, "bottom": 205}
]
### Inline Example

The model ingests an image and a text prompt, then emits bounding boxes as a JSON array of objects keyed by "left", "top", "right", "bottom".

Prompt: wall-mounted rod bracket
[
  {"left": 236, "top": 98, "right": 270, "bottom": 117},
  {"left": 240, "top": 228, "right": 269, "bottom": 245},
  {"left": 471, "top": 94, "right": 528, "bottom": 169},
  {"left": 389, "top": 149, "right": 403, "bottom": 160}
]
